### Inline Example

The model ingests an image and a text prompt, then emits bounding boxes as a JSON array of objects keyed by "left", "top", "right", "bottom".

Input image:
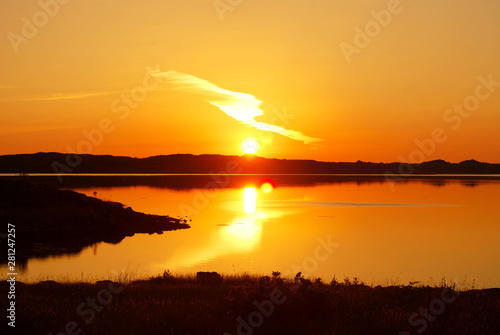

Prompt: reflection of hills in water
[
  {"left": 0, "top": 173, "right": 496, "bottom": 269},
  {"left": 28, "top": 174, "right": 499, "bottom": 190},
  {"left": 4, "top": 175, "right": 500, "bottom": 285},
  {"left": 0, "top": 179, "right": 189, "bottom": 270}
]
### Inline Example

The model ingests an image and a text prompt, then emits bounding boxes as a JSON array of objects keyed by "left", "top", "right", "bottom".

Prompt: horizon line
[{"left": 0, "top": 151, "right": 499, "bottom": 165}]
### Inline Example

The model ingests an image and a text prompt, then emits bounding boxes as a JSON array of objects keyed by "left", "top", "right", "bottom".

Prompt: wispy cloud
[
  {"left": 1, "top": 91, "right": 118, "bottom": 102},
  {"left": 151, "top": 70, "right": 322, "bottom": 144},
  {"left": 33, "top": 92, "right": 113, "bottom": 101}
]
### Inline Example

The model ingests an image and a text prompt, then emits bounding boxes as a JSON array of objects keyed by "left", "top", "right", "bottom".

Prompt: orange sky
[{"left": 1, "top": 0, "right": 499, "bottom": 162}]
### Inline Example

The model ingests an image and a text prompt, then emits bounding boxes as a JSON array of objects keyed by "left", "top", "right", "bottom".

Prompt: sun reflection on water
[
  {"left": 221, "top": 187, "right": 261, "bottom": 247},
  {"left": 243, "top": 187, "right": 257, "bottom": 214}
]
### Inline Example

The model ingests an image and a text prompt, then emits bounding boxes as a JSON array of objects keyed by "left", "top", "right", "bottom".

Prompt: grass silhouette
[{"left": 5, "top": 272, "right": 499, "bottom": 335}]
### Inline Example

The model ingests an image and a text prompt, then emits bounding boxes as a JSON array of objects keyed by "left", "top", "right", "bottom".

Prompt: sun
[{"left": 241, "top": 137, "right": 259, "bottom": 155}]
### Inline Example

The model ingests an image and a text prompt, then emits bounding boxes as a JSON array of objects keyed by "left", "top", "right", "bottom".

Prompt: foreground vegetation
[{"left": 6, "top": 272, "right": 500, "bottom": 335}]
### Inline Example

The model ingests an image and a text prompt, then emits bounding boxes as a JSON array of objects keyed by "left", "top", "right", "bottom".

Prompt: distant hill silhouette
[{"left": 0, "top": 152, "right": 499, "bottom": 175}]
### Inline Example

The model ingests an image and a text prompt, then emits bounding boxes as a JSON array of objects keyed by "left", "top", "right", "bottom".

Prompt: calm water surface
[{"left": 4, "top": 175, "right": 500, "bottom": 288}]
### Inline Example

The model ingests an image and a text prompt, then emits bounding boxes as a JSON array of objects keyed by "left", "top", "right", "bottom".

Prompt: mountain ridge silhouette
[{"left": 0, "top": 152, "right": 499, "bottom": 174}]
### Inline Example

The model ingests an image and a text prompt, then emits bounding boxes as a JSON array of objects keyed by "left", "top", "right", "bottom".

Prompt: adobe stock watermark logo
[
  {"left": 339, "top": 0, "right": 408, "bottom": 64},
  {"left": 7, "top": 0, "right": 73, "bottom": 54},
  {"left": 398, "top": 278, "right": 464, "bottom": 335},
  {"left": 178, "top": 160, "right": 243, "bottom": 218},
  {"left": 47, "top": 268, "right": 131, "bottom": 335},
  {"left": 385, "top": 74, "right": 499, "bottom": 190},
  {"left": 213, "top": 0, "right": 244, "bottom": 21},
  {"left": 254, "top": 107, "right": 296, "bottom": 149},
  {"left": 224, "top": 235, "right": 339, "bottom": 335},
  {"left": 51, "top": 65, "right": 164, "bottom": 181}
]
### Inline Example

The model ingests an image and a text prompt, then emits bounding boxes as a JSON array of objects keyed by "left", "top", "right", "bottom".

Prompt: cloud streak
[
  {"left": 151, "top": 70, "right": 322, "bottom": 144},
  {"left": 0, "top": 91, "right": 119, "bottom": 102}
]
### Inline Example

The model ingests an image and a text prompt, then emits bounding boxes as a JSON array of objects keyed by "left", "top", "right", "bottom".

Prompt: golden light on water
[
  {"left": 224, "top": 215, "right": 260, "bottom": 241},
  {"left": 219, "top": 187, "right": 263, "bottom": 253},
  {"left": 243, "top": 187, "right": 257, "bottom": 214}
]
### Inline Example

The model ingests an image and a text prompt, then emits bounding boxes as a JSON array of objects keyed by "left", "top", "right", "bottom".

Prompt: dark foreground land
[
  {"left": 4, "top": 273, "right": 499, "bottom": 335},
  {"left": 0, "top": 178, "right": 189, "bottom": 266}
]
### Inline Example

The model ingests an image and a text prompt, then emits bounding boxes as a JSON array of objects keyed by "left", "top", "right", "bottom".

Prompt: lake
[{"left": 3, "top": 174, "right": 500, "bottom": 288}]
